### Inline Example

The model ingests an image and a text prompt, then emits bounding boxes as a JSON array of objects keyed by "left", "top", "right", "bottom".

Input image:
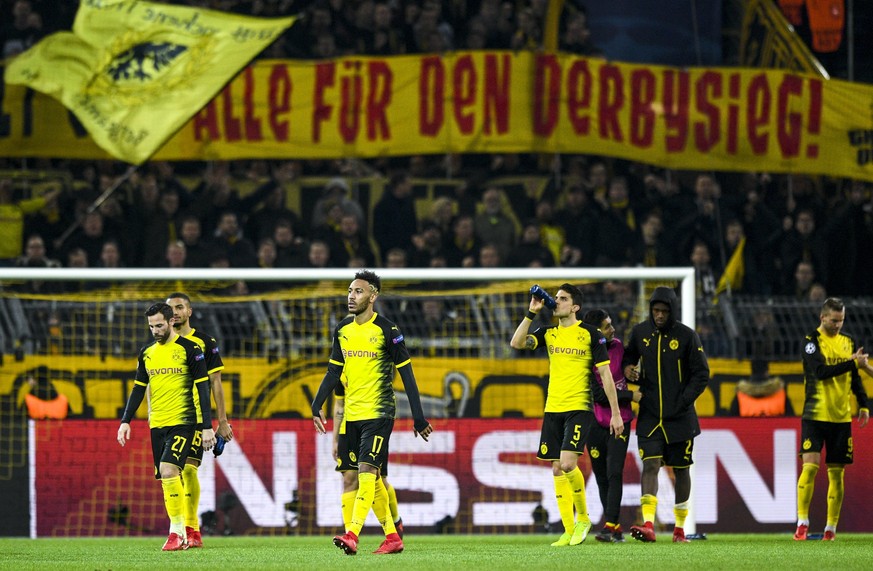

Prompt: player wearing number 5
[
  {"left": 311, "top": 270, "right": 433, "bottom": 556},
  {"left": 510, "top": 283, "right": 624, "bottom": 547},
  {"left": 116, "top": 302, "right": 215, "bottom": 551},
  {"left": 621, "top": 287, "right": 710, "bottom": 543}
]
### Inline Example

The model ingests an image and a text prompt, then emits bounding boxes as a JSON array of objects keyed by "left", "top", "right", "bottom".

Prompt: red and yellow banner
[{"left": 4, "top": 51, "right": 873, "bottom": 179}]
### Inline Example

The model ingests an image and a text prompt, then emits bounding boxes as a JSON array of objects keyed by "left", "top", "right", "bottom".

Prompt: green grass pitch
[{"left": 2, "top": 534, "right": 872, "bottom": 570}]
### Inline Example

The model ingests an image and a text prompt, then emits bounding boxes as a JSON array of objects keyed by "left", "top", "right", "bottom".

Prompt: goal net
[{"left": 0, "top": 267, "right": 693, "bottom": 537}]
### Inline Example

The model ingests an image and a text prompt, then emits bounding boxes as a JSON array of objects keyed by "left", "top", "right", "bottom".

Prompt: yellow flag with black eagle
[{"left": 4, "top": 1, "right": 295, "bottom": 164}]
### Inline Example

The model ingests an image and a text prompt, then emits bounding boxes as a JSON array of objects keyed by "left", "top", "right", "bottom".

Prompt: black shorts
[
  {"left": 637, "top": 433, "right": 694, "bottom": 468},
  {"left": 345, "top": 418, "right": 394, "bottom": 471},
  {"left": 799, "top": 419, "right": 853, "bottom": 464},
  {"left": 150, "top": 424, "right": 196, "bottom": 479},
  {"left": 537, "top": 410, "right": 593, "bottom": 461},
  {"left": 186, "top": 429, "right": 204, "bottom": 465},
  {"left": 336, "top": 431, "right": 390, "bottom": 476}
]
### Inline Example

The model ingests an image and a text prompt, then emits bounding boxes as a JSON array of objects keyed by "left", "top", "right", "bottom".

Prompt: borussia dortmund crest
[
  {"left": 802, "top": 438, "right": 812, "bottom": 450},
  {"left": 669, "top": 339, "right": 679, "bottom": 350},
  {"left": 589, "top": 447, "right": 600, "bottom": 459},
  {"left": 638, "top": 448, "right": 645, "bottom": 458},
  {"left": 540, "top": 443, "right": 548, "bottom": 455},
  {"left": 349, "top": 451, "right": 357, "bottom": 462}
]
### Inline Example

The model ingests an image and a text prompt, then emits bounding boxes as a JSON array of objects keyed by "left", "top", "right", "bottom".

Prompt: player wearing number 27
[
  {"left": 510, "top": 283, "right": 624, "bottom": 547},
  {"left": 117, "top": 302, "right": 215, "bottom": 551},
  {"left": 311, "top": 270, "right": 433, "bottom": 556},
  {"left": 621, "top": 286, "right": 710, "bottom": 543}
]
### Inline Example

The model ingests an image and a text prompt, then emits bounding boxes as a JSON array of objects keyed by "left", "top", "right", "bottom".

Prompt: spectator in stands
[
  {"left": 534, "top": 200, "right": 564, "bottom": 266},
  {"left": 426, "top": 196, "right": 457, "bottom": 238},
  {"left": 165, "top": 241, "right": 186, "bottom": 269},
  {"left": 555, "top": 185, "right": 597, "bottom": 266},
  {"left": 188, "top": 163, "right": 243, "bottom": 238},
  {"left": 787, "top": 261, "right": 817, "bottom": 300},
  {"left": 631, "top": 211, "right": 671, "bottom": 267},
  {"left": 373, "top": 171, "right": 417, "bottom": 261},
  {"left": 809, "top": 282, "right": 828, "bottom": 303},
  {"left": 211, "top": 210, "right": 258, "bottom": 268},
  {"left": 62, "top": 211, "right": 114, "bottom": 268},
  {"left": 821, "top": 180, "right": 872, "bottom": 296},
  {"left": 718, "top": 218, "right": 768, "bottom": 295},
  {"left": 331, "top": 213, "right": 378, "bottom": 268},
  {"left": 594, "top": 176, "right": 640, "bottom": 267},
  {"left": 510, "top": 7, "right": 541, "bottom": 50},
  {"left": 779, "top": 208, "right": 828, "bottom": 296},
  {"left": 474, "top": 187, "right": 517, "bottom": 261},
  {"left": 477, "top": 242, "right": 502, "bottom": 268},
  {"left": 409, "top": 221, "right": 445, "bottom": 267},
  {"left": 507, "top": 220, "right": 554, "bottom": 268},
  {"left": 307, "top": 239, "right": 334, "bottom": 268},
  {"left": 249, "top": 239, "right": 284, "bottom": 293},
  {"left": 587, "top": 159, "right": 610, "bottom": 205},
  {"left": 411, "top": 0, "right": 455, "bottom": 52},
  {"left": 311, "top": 177, "right": 365, "bottom": 234},
  {"left": 443, "top": 214, "right": 479, "bottom": 268},
  {"left": 385, "top": 248, "right": 409, "bottom": 268},
  {"left": 99, "top": 239, "right": 124, "bottom": 268},
  {"left": 15, "top": 234, "right": 61, "bottom": 268},
  {"left": 140, "top": 187, "right": 184, "bottom": 267},
  {"left": 179, "top": 216, "right": 212, "bottom": 268},
  {"left": 244, "top": 161, "right": 303, "bottom": 244},
  {"left": 0, "top": 177, "right": 61, "bottom": 266},
  {"left": 273, "top": 219, "right": 307, "bottom": 267},
  {"left": 560, "top": 5, "right": 603, "bottom": 56},
  {"left": 674, "top": 173, "right": 735, "bottom": 271},
  {"left": 1, "top": 0, "right": 43, "bottom": 58},
  {"left": 358, "top": 1, "right": 409, "bottom": 54}
]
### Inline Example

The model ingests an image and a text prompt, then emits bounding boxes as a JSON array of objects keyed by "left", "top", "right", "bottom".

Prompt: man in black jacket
[{"left": 621, "top": 287, "right": 710, "bottom": 543}]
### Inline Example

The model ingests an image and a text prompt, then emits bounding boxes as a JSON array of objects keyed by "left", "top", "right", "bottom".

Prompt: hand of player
[
  {"left": 859, "top": 408, "right": 870, "bottom": 428},
  {"left": 624, "top": 365, "right": 639, "bottom": 382},
  {"left": 217, "top": 419, "right": 234, "bottom": 441},
  {"left": 415, "top": 422, "right": 434, "bottom": 442},
  {"left": 609, "top": 413, "right": 624, "bottom": 438},
  {"left": 201, "top": 428, "right": 216, "bottom": 451},
  {"left": 117, "top": 423, "right": 131, "bottom": 447},
  {"left": 529, "top": 297, "right": 544, "bottom": 314},
  {"left": 313, "top": 411, "right": 328, "bottom": 434}
]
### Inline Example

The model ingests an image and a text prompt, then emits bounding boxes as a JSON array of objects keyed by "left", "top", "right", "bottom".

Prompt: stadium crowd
[{"left": 2, "top": 0, "right": 872, "bottom": 302}]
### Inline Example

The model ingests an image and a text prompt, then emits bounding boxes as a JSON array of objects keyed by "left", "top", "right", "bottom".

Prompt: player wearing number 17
[
  {"left": 116, "top": 302, "right": 215, "bottom": 551},
  {"left": 311, "top": 270, "right": 433, "bottom": 556},
  {"left": 510, "top": 283, "right": 625, "bottom": 547}
]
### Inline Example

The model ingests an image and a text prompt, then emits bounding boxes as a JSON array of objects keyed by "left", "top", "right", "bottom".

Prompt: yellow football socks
[
  {"left": 161, "top": 476, "right": 185, "bottom": 535},
  {"left": 641, "top": 494, "right": 658, "bottom": 524},
  {"left": 553, "top": 474, "right": 575, "bottom": 533},
  {"left": 385, "top": 481, "right": 400, "bottom": 522},
  {"left": 565, "top": 467, "right": 590, "bottom": 524},
  {"left": 341, "top": 490, "right": 356, "bottom": 529},
  {"left": 349, "top": 472, "right": 376, "bottom": 536},
  {"left": 373, "top": 478, "right": 397, "bottom": 535},
  {"left": 796, "top": 463, "right": 819, "bottom": 521},
  {"left": 826, "top": 466, "right": 845, "bottom": 528},
  {"left": 674, "top": 501, "right": 689, "bottom": 529},
  {"left": 182, "top": 464, "right": 200, "bottom": 530}
]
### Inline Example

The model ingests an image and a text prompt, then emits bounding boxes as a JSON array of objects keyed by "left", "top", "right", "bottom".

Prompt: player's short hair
[
  {"left": 145, "top": 302, "right": 173, "bottom": 322},
  {"left": 558, "top": 283, "right": 583, "bottom": 308},
  {"left": 822, "top": 297, "right": 844, "bottom": 314},
  {"left": 582, "top": 308, "right": 609, "bottom": 328},
  {"left": 355, "top": 269, "right": 381, "bottom": 293},
  {"left": 166, "top": 292, "right": 191, "bottom": 304}
]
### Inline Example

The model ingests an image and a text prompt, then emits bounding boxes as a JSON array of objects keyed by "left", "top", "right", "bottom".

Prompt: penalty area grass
[{"left": 1, "top": 533, "right": 872, "bottom": 571}]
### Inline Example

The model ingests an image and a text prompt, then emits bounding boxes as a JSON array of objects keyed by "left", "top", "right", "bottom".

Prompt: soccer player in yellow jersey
[
  {"left": 794, "top": 297, "right": 869, "bottom": 541},
  {"left": 510, "top": 283, "right": 624, "bottom": 547},
  {"left": 166, "top": 292, "right": 234, "bottom": 548},
  {"left": 117, "top": 302, "right": 215, "bottom": 551},
  {"left": 311, "top": 270, "right": 433, "bottom": 556},
  {"left": 333, "top": 381, "right": 403, "bottom": 539}
]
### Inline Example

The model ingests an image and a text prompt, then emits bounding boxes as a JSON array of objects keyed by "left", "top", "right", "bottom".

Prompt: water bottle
[
  {"left": 529, "top": 284, "right": 557, "bottom": 310},
  {"left": 214, "top": 434, "right": 227, "bottom": 457}
]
